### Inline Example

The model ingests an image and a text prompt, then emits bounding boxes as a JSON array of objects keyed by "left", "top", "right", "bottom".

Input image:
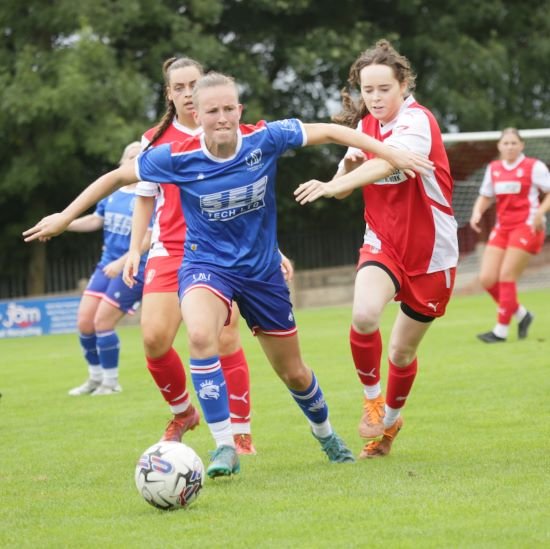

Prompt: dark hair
[
  {"left": 192, "top": 72, "right": 239, "bottom": 108},
  {"left": 145, "top": 57, "right": 204, "bottom": 149},
  {"left": 332, "top": 39, "right": 416, "bottom": 128}
]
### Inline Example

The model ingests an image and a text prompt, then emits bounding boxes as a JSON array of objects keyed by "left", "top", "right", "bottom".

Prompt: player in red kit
[
  {"left": 295, "top": 39, "right": 457, "bottom": 459},
  {"left": 470, "top": 127, "right": 550, "bottom": 343}
]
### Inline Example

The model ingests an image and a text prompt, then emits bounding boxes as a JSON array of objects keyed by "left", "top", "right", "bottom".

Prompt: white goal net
[{"left": 445, "top": 128, "right": 550, "bottom": 294}]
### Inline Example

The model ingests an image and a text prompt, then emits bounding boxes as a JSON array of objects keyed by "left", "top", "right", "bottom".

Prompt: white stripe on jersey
[{"left": 429, "top": 206, "right": 459, "bottom": 273}]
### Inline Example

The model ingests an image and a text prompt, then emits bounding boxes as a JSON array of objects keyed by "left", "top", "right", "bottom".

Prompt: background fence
[{"left": 2, "top": 129, "right": 549, "bottom": 300}]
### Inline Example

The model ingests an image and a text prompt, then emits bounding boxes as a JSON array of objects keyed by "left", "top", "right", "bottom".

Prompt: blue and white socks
[{"left": 190, "top": 356, "right": 234, "bottom": 447}]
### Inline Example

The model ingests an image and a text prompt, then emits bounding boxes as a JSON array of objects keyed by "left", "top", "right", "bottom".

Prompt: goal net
[{"left": 445, "top": 128, "right": 550, "bottom": 294}]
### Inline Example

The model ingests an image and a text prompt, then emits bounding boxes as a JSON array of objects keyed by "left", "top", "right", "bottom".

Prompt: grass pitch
[{"left": 1, "top": 291, "right": 548, "bottom": 548}]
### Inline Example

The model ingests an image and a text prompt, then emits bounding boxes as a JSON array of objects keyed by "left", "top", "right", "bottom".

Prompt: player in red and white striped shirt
[
  {"left": 470, "top": 127, "right": 550, "bottom": 343},
  {"left": 296, "top": 39, "right": 457, "bottom": 459}
]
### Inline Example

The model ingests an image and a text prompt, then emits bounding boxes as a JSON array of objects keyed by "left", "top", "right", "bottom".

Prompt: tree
[
  {"left": 0, "top": 0, "right": 227, "bottom": 294},
  {"left": 1, "top": 0, "right": 550, "bottom": 294}
]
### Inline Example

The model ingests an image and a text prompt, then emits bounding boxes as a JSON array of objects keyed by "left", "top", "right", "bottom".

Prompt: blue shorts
[
  {"left": 178, "top": 264, "right": 296, "bottom": 336},
  {"left": 84, "top": 265, "right": 144, "bottom": 315}
]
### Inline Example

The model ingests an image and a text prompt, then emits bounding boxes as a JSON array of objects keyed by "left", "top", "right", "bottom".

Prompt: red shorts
[
  {"left": 357, "top": 246, "right": 456, "bottom": 319},
  {"left": 488, "top": 224, "right": 545, "bottom": 254},
  {"left": 143, "top": 255, "right": 183, "bottom": 294}
]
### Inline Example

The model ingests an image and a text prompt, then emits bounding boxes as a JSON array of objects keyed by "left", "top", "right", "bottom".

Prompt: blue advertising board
[{"left": 0, "top": 295, "right": 81, "bottom": 338}]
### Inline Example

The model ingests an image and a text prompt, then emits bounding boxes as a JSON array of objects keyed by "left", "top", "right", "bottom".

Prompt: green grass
[{"left": 1, "top": 291, "right": 549, "bottom": 548}]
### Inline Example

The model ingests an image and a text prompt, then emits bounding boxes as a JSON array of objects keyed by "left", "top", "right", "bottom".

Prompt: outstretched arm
[
  {"left": 295, "top": 157, "right": 395, "bottom": 205},
  {"left": 66, "top": 214, "right": 104, "bottom": 233},
  {"left": 302, "top": 123, "right": 433, "bottom": 176},
  {"left": 23, "top": 161, "right": 138, "bottom": 242}
]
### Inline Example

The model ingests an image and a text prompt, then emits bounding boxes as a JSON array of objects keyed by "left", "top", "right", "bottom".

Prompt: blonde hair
[
  {"left": 499, "top": 127, "right": 523, "bottom": 143},
  {"left": 119, "top": 141, "right": 141, "bottom": 164},
  {"left": 192, "top": 72, "right": 239, "bottom": 109}
]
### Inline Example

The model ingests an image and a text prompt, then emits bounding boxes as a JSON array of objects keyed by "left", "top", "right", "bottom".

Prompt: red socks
[
  {"left": 146, "top": 347, "right": 189, "bottom": 408},
  {"left": 486, "top": 282, "right": 500, "bottom": 303},
  {"left": 220, "top": 348, "right": 251, "bottom": 427},
  {"left": 350, "top": 327, "right": 382, "bottom": 386},
  {"left": 386, "top": 358, "right": 418, "bottom": 409},
  {"left": 498, "top": 281, "right": 518, "bottom": 325}
]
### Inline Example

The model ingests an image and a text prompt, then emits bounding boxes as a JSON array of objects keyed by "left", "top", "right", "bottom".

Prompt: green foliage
[
  {"left": 1, "top": 292, "right": 549, "bottom": 547},
  {"left": 1, "top": 0, "right": 550, "bottom": 294}
]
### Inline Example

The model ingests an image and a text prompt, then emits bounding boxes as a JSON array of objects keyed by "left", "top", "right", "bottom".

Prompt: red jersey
[
  {"left": 137, "top": 120, "right": 203, "bottom": 258},
  {"left": 353, "top": 95, "right": 458, "bottom": 275},
  {"left": 479, "top": 155, "right": 550, "bottom": 230}
]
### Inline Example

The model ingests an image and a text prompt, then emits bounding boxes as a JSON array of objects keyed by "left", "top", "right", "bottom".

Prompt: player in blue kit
[
  {"left": 66, "top": 142, "right": 153, "bottom": 396},
  {"left": 24, "top": 73, "right": 433, "bottom": 476}
]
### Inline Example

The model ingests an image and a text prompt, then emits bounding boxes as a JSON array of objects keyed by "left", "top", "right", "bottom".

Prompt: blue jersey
[
  {"left": 94, "top": 188, "right": 149, "bottom": 269},
  {"left": 136, "top": 119, "right": 306, "bottom": 278}
]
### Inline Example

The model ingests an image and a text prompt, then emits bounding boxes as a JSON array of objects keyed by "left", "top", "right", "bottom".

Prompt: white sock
[
  {"left": 309, "top": 419, "right": 332, "bottom": 439},
  {"left": 102, "top": 368, "right": 119, "bottom": 385},
  {"left": 170, "top": 399, "right": 191, "bottom": 415},
  {"left": 383, "top": 405, "right": 401, "bottom": 428},
  {"left": 209, "top": 419, "right": 235, "bottom": 448},
  {"left": 232, "top": 423, "right": 251, "bottom": 436},
  {"left": 88, "top": 365, "right": 103, "bottom": 382},
  {"left": 515, "top": 305, "right": 527, "bottom": 322},
  {"left": 493, "top": 323, "right": 509, "bottom": 339},
  {"left": 364, "top": 383, "right": 381, "bottom": 400}
]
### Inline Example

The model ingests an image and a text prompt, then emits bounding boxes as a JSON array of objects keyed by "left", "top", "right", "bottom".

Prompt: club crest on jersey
[
  {"left": 199, "top": 176, "right": 267, "bottom": 221},
  {"left": 277, "top": 119, "right": 299, "bottom": 133},
  {"left": 245, "top": 148, "right": 263, "bottom": 169}
]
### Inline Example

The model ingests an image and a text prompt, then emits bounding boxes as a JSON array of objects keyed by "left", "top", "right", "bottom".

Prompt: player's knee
[
  {"left": 351, "top": 309, "right": 380, "bottom": 334},
  {"left": 388, "top": 344, "right": 415, "bottom": 367},
  {"left": 277, "top": 362, "right": 310, "bottom": 389},
  {"left": 186, "top": 326, "right": 217, "bottom": 356},
  {"left": 479, "top": 273, "right": 497, "bottom": 289},
  {"left": 142, "top": 328, "right": 172, "bottom": 357},
  {"left": 77, "top": 315, "right": 94, "bottom": 334}
]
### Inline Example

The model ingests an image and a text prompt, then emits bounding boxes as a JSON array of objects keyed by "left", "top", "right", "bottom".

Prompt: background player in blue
[
  {"left": 66, "top": 142, "right": 152, "bottom": 396},
  {"left": 24, "top": 73, "right": 433, "bottom": 476}
]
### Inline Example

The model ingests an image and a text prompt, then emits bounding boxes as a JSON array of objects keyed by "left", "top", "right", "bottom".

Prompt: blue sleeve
[
  {"left": 266, "top": 119, "right": 307, "bottom": 156},
  {"left": 94, "top": 197, "right": 107, "bottom": 217},
  {"left": 136, "top": 144, "right": 175, "bottom": 184}
]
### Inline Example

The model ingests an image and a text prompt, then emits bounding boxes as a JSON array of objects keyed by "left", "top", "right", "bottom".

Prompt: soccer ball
[{"left": 135, "top": 441, "right": 204, "bottom": 510}]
